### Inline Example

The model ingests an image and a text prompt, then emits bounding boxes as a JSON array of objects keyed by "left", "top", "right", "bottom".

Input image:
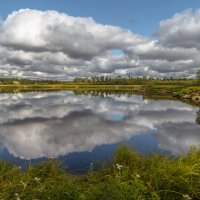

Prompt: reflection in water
[
  {"left": 0, "top": 91, "right": 199, "bottom": 163},
  {"left": 196, "top": 109, "right": 200, "bottom": 125},
  {"left": 73, "top": 90, "right": 137, "bottom": 98}
]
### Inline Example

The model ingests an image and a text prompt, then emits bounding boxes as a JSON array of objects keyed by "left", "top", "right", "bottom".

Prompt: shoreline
[{"left": 0, "top": 84, "right": 200, "bottom": 106}]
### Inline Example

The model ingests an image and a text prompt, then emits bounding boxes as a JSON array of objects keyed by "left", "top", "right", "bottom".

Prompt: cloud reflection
[{"left": 0, "top": 92, "right": 199, "bottom": 159}]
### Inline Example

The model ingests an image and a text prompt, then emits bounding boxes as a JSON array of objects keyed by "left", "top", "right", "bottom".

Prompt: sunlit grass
[{"left": 1, "top": 146, "right": 200, "bottom": 199}]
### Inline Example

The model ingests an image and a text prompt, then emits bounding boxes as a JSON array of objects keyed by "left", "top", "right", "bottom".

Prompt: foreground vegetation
[{"left": 1, "top": 146, "right": 200, "bottom": 199}]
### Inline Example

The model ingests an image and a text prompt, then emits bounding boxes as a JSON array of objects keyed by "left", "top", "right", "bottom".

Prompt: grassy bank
[
  {"left": 0, "top": 78, "right": 200, "bottom": 105},
  {"left": 0, "top": 82, "right": 199, "bottom": 95},
  {"left": 1, "top": 146, "right": 200, "bottom": 199}
]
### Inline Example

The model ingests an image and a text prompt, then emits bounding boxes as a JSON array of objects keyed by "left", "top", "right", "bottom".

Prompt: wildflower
[
  {"left": 116, "top": 164, "right": 123, "bottom": 170},
  {"left": 183, "top": 194, "right": 192, "bottom": 200},
  {"left": 20, "top": 181, "right": 27, "bottom": 188},
  {"left": 34, "top": 177, "right": 41, "bottom": 181},
  {"left": 136, "top": 174, "right": 140, "bottom": 178},
  {"left": 15, "top": 193, "right": 20, "bottom": 200}
]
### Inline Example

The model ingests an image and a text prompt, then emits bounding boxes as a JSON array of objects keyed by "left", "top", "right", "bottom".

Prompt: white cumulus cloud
[{"left": 0, "top": 8, "right": 200, "bottom": 79}]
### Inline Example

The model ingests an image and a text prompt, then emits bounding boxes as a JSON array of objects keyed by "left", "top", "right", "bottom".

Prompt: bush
[{"left": 197, "top": 70, "right": 200, "bottom": 85}]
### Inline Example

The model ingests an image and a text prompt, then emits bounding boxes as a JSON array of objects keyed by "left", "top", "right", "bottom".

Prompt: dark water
[{"left": 0, "top": 91, "right": 199, "bottom": 172}]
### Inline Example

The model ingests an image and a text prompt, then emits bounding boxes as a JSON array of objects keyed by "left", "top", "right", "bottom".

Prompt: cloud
[
  {"left": 156, "top": 9, "right": 200, "bottom": 49},
  {"left": 155, "top": 122, "right": 200, "bottom": 155},
  {"left": 0, "top": 8, "right": 200, "bottom": 79}
]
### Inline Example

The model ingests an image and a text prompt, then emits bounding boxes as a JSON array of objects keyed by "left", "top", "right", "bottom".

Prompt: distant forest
[
  {"left": 0, "top": 78, "right": 66, "bottom": 85},
  {"left": 73, "top": 76, "right": 198, "bottom": 86}
]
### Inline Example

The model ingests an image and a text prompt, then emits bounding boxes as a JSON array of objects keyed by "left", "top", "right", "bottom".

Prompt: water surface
[{"left": 0, "top": 91, "right": 199, "bottom": 172}]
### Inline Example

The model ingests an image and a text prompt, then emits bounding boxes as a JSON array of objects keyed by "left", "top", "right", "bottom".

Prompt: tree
[{"left": 197, "top": 70, "right": 200, "bottom": 84}]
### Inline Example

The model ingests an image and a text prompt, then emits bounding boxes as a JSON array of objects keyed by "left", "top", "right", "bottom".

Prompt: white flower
[
  {"left": 20, "top": 181, "right": 27, "bottom": 188},
  {"left": 116, "top": 164, "right": 123, "bottom": 170},
  {"left": 136, "top": 174, "right": 140, "bottom": 178},
  {"left": 183, "top": 194, "right": 192, "bottom": 200},
  {"left": 15, "top": 193, "right": 20, "bottom": 200},
  {"left": 34, "top": 177, "right": 41, "bottom": 181}
]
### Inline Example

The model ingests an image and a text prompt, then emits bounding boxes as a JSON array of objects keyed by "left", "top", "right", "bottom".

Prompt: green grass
[
  {"left": 174, "top": 86, "right": 200, "bottom": 96},
  {"left": 0, "top": 79, "right": 200, "bottom": 106},
  {"left": 1, "top": 146, "right": 200, "bottom": 199}
]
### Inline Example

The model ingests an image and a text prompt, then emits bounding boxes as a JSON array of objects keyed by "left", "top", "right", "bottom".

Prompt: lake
[{"left": 0, "top": 91, "right": 200, "bottom": 173}]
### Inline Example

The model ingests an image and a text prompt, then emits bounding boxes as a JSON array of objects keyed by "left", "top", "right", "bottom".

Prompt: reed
[{"left": 1, "top": 145, "right": 200, "bottom": 199}]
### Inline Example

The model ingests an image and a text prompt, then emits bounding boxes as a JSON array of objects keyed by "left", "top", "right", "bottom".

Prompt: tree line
[
  {"left": 0, "top": 70, "right": 199, "bottom": 85},
  {"left": 73, "top": 75, "right": 198, "bottom": 86},
  {"left": 0, "top": 78, "right": 66, "bottom": 85}
]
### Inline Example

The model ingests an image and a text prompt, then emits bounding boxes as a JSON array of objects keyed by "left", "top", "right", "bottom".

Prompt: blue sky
[{"left": 0, "top": 0, "right": 200, "bottom": 36}]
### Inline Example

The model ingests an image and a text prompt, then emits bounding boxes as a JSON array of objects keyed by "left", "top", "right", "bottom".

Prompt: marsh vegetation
[{"left": 1, "top": 146, "right": 200, "bottom": 200}]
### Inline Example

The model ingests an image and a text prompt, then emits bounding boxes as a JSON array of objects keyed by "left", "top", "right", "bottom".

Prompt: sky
[{"left": 0, "top": 0, "right": 200, "bottom": 79}]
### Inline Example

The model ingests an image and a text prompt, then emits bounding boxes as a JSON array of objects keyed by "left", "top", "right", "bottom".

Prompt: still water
[{"left": 0, "top": 91, "right": 199, "bottom": 172}]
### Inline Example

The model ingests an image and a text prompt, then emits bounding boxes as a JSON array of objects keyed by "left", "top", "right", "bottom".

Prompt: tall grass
[{"left": 1, "top": 146, "right": 200, "bottom": 199}]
